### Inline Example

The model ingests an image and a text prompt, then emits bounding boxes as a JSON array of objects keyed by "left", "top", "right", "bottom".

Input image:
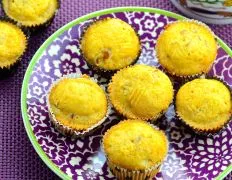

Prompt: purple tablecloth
[{"left": 0, "top": 1, "right": 231, "bottom": 179}]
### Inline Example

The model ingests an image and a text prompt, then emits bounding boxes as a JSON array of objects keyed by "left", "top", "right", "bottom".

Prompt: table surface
[{"left": 0, "top": 0, "right": 231, "bottom": 179}]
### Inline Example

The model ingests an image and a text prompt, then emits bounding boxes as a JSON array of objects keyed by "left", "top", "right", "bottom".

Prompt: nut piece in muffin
[
  {"left": 48, "top": 74, "right": 108, "bottom": 137},
  {"left": 176, "top": 78, "right": 231, "bottom": 134},
  {"left": 80, "top": 18, "right": 141, "bottom": 71},
  {"left": 156, "top": 20, "right": 217, "bottom": 78},
  {"left": 109, "top": 64, "right": 173, "bottom": 121},
  {"left": 103, "top": 119, "right": 168, "bottom": 180}
]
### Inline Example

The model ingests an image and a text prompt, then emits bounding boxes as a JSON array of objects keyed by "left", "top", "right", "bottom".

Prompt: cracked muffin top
[
  {"left": 109, "top": 64, "right": 173, "bottom": 120},
  {"left": 103, "top": 119, "right": 168, "bottom": 170},
  {"left": 176, "top": 78, "right": 231, "bottom": 132},
  {"left": 156, "top": 20, "right": 217, "bottom": 77},
  {"left": 0, "top": 21, "right": 27, "bottom": 68},
  {"left": 48, "top": 75, "right": 108, "bottom": 130},
  {"left": 80, "top": 18, "right": 140, "bottom": 71},
  {"left": 2, "top": 0, "right": 59, "bottom": 27}
]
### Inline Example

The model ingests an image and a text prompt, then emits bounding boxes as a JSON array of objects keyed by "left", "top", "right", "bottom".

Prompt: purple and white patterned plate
[{"left": 21, "top": 7, "right": 232, "bottom": 180}]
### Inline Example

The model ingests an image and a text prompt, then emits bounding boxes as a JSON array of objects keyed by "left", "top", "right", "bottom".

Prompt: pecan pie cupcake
[
  {"left": 176, "top": 78, "right": 231, "bottom": 134},
  {"left": 156, "top": 20, "right": 217, "bottom": 78},
  {"left": 103, "top": 119, "right": 168, "bottom": 180},
  {"left": 2, "top": 0, "right": 59, "bottom": 28},
  {"left": 80, "top": 18, "right": 141, "bottom": 72},
  {"left": 0, "top": 20, "right": 27, "bottom": 70},
  {"left": 47, "top": 74, "right": 109, "bottom": 137},
  {"left": 109, "top": 65, "right": 174, "bottom": 121}
]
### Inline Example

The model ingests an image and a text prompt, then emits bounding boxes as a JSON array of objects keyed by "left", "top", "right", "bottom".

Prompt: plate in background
[{"left": 170, "top": 0, "right": 232, "bottom": 24}]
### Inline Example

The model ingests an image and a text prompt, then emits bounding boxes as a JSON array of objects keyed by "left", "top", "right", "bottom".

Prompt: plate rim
[{"left": 20, "top": 6, "right": 232, "bottom": 180}]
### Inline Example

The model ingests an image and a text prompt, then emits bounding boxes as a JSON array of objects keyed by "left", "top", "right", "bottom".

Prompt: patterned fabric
[{"left": 0, "top": 0, "right": 231, "bottom": 179}]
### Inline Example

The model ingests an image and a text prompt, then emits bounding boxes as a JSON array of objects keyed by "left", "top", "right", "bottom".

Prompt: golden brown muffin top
[
  {"left": 0, "top": 21, "right": 26, "bottom": 68},
  {"left": 109, "top": 65, "right": 173, "bottom": 120},
  {"left": 48, "top": 75, "right": 108, "bottom": 130},
  {"left": 103, "top": 120, "right": 168, "bottom": 170},
  {"left": 81, "top": 18, "right": 140, "bottom": 70},
  {"left": 2, "top": 0, "right": 58, "bottom": 26},
  {"left": 156, "top": 20, "right": 217, "bottom": 76},
  {"left": 176, "top": 79, "right": 231, "bottom": 131}
]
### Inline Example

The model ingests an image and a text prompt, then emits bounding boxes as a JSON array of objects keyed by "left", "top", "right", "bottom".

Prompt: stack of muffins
[
  {"left": 46, "top": 18, "right": 232, "bottom": 180},
  {"left": 0, "top": 0, "right": 59, "bottom": 73}
]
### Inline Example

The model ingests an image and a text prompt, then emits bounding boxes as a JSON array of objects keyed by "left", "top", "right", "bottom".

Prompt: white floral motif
[
  {"left": 76, "top": 176, "right": 84, "bottom": 180},
  {"left": 162, "top": 152, "right": 188, "bottom": 178},
  {"left": 51, "top": 52, "right": 81, "bottom": 77},
  {"left": 84, "top": 151, "right": 105, "bottom": 174},
  {"left": 28, "top": 106, "right": 46, "bottom": 126},
  {"left": 85, "top": 169, "right": 98, "bottom": 180},
  {"left": 192, "top": 137, "right": 232, "bottom": 176},
  {"left": 39, "top": 134, "right": 66, "bottom": 164},
  {"left": 48, "top": 44, "right": 60, "bottom": 56},
  {"left": 70, "top": 157, "right": 81, "bottom": 166},
  {"left": 144, "top": 19, "right": 155, "bottom": 30},
  {"left": 62, "top": 62, "right": 74, "bottom": 74},
  {"left": 66, "top": 44, "right": 80, "bottom": 55},
  {"left": 66, "top": 168, "right": 73, "bottom": 177},
  {"left": 211, "top": 53, "right": 232, "bottom": 87},
  {"left": 171, "top": 130, "right": 182, "bottom": 141},
  {"left": 44, "top": 59, "right": 51, "bottom": 73},
  {"left": 54, "top": 69, "right": 62, "bottom": 77},
  {"left": 138, "top": 42, "right": 158, "bottom": 66},
  {"left": 32, "top": 85, "right": 43, "bottom": 96}
]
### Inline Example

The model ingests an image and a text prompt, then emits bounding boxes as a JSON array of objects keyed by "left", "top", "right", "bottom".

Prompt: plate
[
  {"left": 169, "top": 0, "right": 232, "bottom": 24},
  {"left": 21, "top": 7, "right": 232, "bottom": 180}
]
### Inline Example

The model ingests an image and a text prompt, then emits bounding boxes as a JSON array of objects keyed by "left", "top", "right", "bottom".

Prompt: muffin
[
  {"left": 156, "top": 20, "right": 217, "bottom": 78},
  {"left": 176, "top": 78, "right": 231, "bottom": 134},
  {"left": 47, "top": 74, "right": 109, "bottom": 137},
  {"left": 0, "top": 20, "right": 27, "bottom": 70},
  {"left": 80, "top": 18, "right": 141, "bottom": 71},
  {"left": 109, "top": 65, "right": 174, "bottom": 121},
  {"left": 103, "top": 119, "right": 168, "bottom": 180},
  {"left": 2, "top": 0, "right": 59, "bottom": 28}
]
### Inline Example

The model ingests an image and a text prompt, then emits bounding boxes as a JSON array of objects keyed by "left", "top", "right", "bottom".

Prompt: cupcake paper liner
[
  {"left": 107, "top": 161, "right": 160, "bottom": 180},
  {"left": 46, "top": 73, "right": 111, "bottom": 138},
  {"left": 175, "top": 113, "right": 230, "bottom": 137},
  {"left": 160, "top": 66, "right": 205, "bottom": 83},
  {"left": 174, "top": 76, "right": 232, "bottom": 136},
  {"left": 108, "top": 65, "right": 174, "bottom": 122},
  {"left": 155, "top": 19, "right": 217, "bottom": 80},
  {"left": 109, "top": 102, "right": 166, "bottom": 123},
  {"left": 0, "top": 17, "right": 28, "bottom": 73},
  {"left": 102, "top": 121, "right": 169, "bottom": 180},
  {"left": 79, "top": 17, "right": 141, "bottom": 74},
  {"left": 1, "top": 0, "right": 60, "bottom": 31}
]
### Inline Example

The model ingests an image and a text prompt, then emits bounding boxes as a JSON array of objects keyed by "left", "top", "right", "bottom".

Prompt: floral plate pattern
[{"left": 21, "top": 7, "right": 232, "bottom": 180}]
